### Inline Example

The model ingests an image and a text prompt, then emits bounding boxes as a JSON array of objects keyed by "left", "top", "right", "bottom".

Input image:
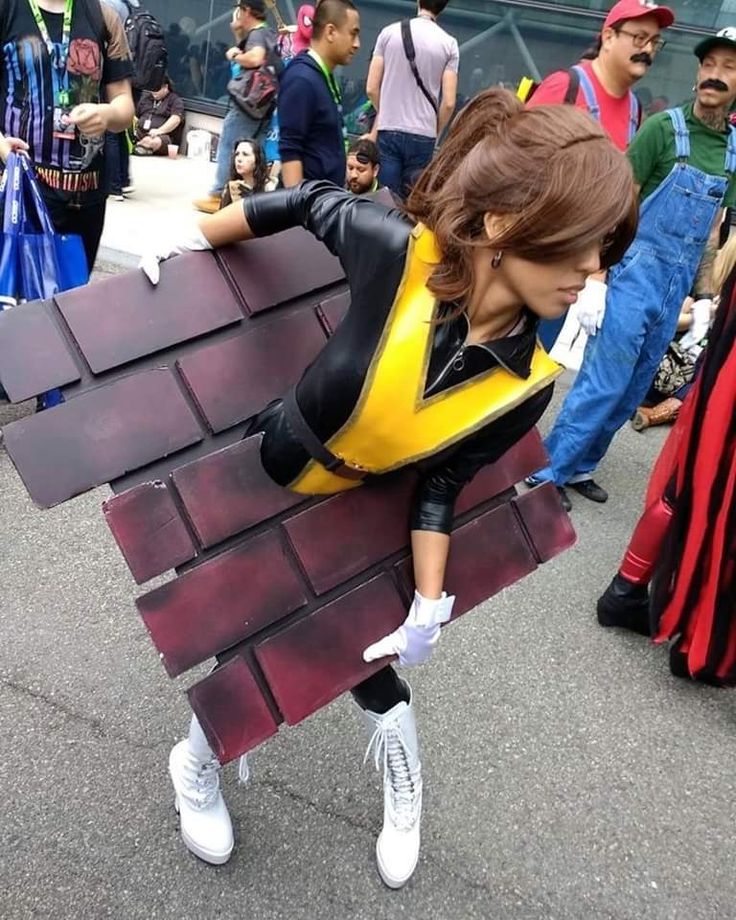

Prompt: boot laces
[
  {"left": 364, "top": 724, "right": 420, "bottom": 830},
  {"left": 184, "top": 750, "right": 221, "bottom": 809}
]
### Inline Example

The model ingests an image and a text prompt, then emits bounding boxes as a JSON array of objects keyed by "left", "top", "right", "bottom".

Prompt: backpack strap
[
  {"left": 400, "top": 19, "right": 439, "bottom": 115},
  {"left": 628, "top": 92, "right": 641, "bottom": 143},
  {"left": 563, "top": 67, "right": 580, "bottom": 105},
  {"left": 570, "top": 65, "right": 600, "bottom": 122},
  {"left": 667, "top": 107, "right": 690, "bottom": 162},
  {"left": 725, "top": 123, "right": 736, "bottom": 175}
]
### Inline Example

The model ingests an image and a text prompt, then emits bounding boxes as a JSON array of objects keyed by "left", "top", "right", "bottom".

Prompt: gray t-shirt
[{"left": 373, "top": 16, "right": 459, "bottom": 138}]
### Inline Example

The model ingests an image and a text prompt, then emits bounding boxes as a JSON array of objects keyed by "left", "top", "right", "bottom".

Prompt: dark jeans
[
  {"left": 377, "top": 130, "right": 436, "bottom": 200},
  {"left": 43, "top": 196, "right": 107, "bottom": 274},
  {"left": 103, "top": 131, "right": 130, "bottom": 194}
]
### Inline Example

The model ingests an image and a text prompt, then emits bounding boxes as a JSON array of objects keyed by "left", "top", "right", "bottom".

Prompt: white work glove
[
  {"left": 362, "top": 590, "right": 455, "bottom": 668},
  {"left": 576, "top": 278, "right": 607, "bottom": 336},
  {"left": 679, "top": 297, "right": 714, "bottom": 352},
  {"left": 139, "top": 226, "right": 213, "bottom": 285}
]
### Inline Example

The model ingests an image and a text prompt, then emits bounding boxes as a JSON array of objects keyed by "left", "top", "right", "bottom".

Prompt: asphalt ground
[{"left": 1, "top": 266, "right": 735, "bottom": 919}]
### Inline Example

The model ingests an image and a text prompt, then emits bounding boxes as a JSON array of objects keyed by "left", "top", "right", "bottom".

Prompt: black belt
[{"left": 282, "top": 389, "right": 366, "bottom": 482}]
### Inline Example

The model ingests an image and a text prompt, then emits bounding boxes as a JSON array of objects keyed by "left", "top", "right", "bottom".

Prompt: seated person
[
  {"left": 219, "top": 139, "right": 269, "bottom": 207},
  {"left": 133, "top": 76, "right": 184, "bottom": 156},
  {"left": 346, "top": 139, "right": 380, "bottom": 195}
]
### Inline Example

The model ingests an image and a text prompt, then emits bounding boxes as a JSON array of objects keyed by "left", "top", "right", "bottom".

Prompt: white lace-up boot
[
  {"left": 168, "top": 715, "right": 234, "bottom": 865},
  {"left": 361, "top": 688, "right": 422, "bottom": 888}
]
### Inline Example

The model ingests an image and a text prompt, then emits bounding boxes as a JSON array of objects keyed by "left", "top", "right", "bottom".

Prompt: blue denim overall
[
  {"left": 538, "top": 66, "right": 640, "bottom": 350},
  {"left": 539, "top": 107, "right": 736, "bottom": 486}
]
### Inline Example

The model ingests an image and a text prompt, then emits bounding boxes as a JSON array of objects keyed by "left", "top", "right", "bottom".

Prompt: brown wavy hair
[{"left": 407, "top": 88, "right": 638, "bottom": 304}]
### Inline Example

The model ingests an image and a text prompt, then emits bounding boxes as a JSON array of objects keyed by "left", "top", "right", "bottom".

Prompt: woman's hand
[
  {"left": 67, "top": 103, "right": 111, "bottom": 137},
  {"left": 139, "top": 226, "right": 214, "bottom": 285},
  {"left": 362, "top": 590, "right": 455, "bottom": 667},
  {"left": 0, "top": 135, "right": 29, "bottom": 163}
]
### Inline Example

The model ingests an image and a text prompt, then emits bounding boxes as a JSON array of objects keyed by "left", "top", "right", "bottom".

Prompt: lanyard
[
  {"left": 27, "top": 0, "right": 73, "bottom": 66},
  {"left": 307, "top": 49, "right": 342, "bottom": 108},
  {"left": 307, "top": 49, "right": 347, "bottom": 150}
]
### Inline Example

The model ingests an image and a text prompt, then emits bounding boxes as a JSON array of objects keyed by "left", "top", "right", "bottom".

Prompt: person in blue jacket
[{"left": 278, "top": 0, "right": 360, "bottom": 187}]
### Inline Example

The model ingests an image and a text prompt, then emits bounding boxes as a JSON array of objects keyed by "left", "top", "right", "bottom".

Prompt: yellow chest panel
[{"left": 291, "top": 225, "right": 562, "bottom": 494}]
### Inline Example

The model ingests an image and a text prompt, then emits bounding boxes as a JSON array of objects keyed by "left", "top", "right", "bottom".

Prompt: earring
[{"left": 491, "top": 250, "right": 503, "bottom": 268}]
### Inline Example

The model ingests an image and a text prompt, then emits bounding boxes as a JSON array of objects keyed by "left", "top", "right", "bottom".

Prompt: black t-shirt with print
[{"left": 0, "top": 0, "right": 133, "bottom": 206}]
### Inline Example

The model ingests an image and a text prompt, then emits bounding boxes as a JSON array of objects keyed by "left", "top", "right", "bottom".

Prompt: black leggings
[
  {"left": 351, "top": 665, "right": 409, "bottom": 714},
  {"left": 43, "top": 196, "right": 107, "bottom": 274}
]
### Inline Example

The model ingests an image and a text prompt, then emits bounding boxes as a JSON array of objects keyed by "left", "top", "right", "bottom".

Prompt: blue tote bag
[{"left": 0, "top": 153, "right": 88, "bottom": 406}]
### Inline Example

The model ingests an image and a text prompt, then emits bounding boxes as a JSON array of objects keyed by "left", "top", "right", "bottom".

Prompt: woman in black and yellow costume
[{"left": 143, "top": 89, "right": 637, "bottom": 887}]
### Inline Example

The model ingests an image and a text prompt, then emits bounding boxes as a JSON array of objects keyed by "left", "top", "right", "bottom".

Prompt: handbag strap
[
  {"left": 400, "top": 19, "right": 438, "bottom": 115},
  {"left": 18, "top": 154, "right": 57, "bottom": 237},
  {"left": 2, "top": 153, "right": 25, "bottom": 237}
]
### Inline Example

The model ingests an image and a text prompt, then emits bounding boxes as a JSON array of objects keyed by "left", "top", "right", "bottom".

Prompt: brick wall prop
[{"left": 0, "top": 219, "right": 576, "bottom": 765}]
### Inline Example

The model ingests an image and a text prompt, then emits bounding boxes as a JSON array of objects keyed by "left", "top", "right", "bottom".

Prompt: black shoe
[
  {"left": 596, "top": 574, "right": 650, "bottom": 635},
  {"left": 557, "top": 486, "right": 572, "bottom": 512},
  {"left": 569, "top": 478, "right": 608, "bottom": 503}
]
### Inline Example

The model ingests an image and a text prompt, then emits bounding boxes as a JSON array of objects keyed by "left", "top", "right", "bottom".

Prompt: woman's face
[
  {"left": 496, "top": 244, "right": 602, "bottom": 319},
  {"left": 234, "top": 142, "right": 256, "bottom": 179}
]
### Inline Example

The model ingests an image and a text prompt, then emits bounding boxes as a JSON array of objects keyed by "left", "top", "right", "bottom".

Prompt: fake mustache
[
  {"left": 699, "top": 78, "right": 729, "bottom": 92},
  {"left": 630, "top": 52, "right": 654, "bottom": 67}
]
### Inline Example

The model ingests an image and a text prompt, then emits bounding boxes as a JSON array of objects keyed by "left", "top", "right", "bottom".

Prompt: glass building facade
[{"left": 146, "top": 0, "right": 736, "bottom": 116}]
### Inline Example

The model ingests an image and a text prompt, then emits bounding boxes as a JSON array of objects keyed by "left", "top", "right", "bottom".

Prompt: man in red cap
[
  {"left": 528, "top": 1, "right": 674, "bottom": 357},
  {"left": 528, "top": 0, "right": 674, "bottom": 153}
]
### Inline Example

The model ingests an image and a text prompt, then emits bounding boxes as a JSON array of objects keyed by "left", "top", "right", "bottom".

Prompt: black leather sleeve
[
  {"left": 410, "top": 386, "right": 554, "bottom": 533},
  {"left": 243, "top": 179, "right": 397, "bottom": 277}
]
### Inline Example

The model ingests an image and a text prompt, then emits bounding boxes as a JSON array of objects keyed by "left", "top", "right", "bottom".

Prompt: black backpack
[{"left": 123, "top": 1, "right": 168, "bottom": 92}]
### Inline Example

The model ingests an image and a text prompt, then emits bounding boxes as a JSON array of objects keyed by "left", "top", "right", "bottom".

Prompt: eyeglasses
[{"left": 615, "top": 27, "right": 666, "bottom": 53}]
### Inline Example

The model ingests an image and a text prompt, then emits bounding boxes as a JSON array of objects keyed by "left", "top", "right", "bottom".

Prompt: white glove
[
  {"left": 139, "top": 226, "right": 213, "bottom": 285},
  {"left": 576, "top": 279, "right": 607, "bottom": 336},
  {"left": 362, "top": 590, "right": 455, "bottom": 668},
  {"left": 679, "top": 298, "right": 713, "bottom": 352}
]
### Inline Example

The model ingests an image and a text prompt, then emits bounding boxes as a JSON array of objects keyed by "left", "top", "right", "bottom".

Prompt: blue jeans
[
  {"left": 210, "top": 104, "right": 268, "bottom": 196},
  {"left": 377, "top": 130, "right": 435, "bottom": 200}
]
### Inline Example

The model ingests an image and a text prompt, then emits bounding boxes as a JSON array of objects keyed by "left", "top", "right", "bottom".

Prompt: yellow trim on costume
[{"left": 290, "top": 225, "right": 562, "bottom": 494}]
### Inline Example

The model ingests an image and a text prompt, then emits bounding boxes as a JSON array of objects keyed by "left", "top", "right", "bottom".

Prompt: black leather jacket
[{"left": 244, "top": 181, "right": 554, "bottom": 534}]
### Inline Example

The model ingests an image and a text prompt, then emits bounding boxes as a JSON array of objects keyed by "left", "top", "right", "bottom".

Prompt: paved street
[{"left": 1, "top": 199, "right": 735, "bottom": 919}]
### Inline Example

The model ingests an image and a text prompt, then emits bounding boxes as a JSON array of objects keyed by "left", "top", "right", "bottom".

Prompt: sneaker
[
  {"left": 122, "top": 184, "right": 135, "bottom": 194},
  {"left": 109, "top": 191, "right": 125, "bottom": 202},
  {"left": 168, "top": 739, "right": 234, "bottom": 865},
  {"left": 193, "top": 195, "right": 221, "bottom": 215},
  {"left": 568, "top": 478, "right": 608, "bottom": 503},
  {"left": 596, "top": 573, "right": 650, "bottom": 635}
]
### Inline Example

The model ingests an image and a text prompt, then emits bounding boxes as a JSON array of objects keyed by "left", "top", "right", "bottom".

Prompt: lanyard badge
[
  {"left": 307, "top": 50, "right": 348, "bottom": 150},
  {"left": 28, "top": 0, "right": 76, "bottom": 135}
]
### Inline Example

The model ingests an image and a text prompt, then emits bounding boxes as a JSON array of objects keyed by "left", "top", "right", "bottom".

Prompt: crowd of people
[{"left": 2, "top": 0, "right": 736, "bottom": 898}]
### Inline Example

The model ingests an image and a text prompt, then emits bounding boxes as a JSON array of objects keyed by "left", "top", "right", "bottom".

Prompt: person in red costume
[
  {"left": 292, "top": 3, "right": 314, "bottom": 54},
  {"left": 597, "top": 233, "right": 736, "bottom": 684}
]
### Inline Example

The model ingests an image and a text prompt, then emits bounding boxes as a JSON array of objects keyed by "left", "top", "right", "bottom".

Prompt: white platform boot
[
  {"left": 362, "top": 687, "right": 423, "bottom": 888},
  {"left": 168, "top": 715, "right": 235, "bottom": 865}
]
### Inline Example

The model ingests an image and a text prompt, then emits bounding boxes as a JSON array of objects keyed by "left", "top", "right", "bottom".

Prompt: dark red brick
[
  {"left": 396, "top": 501, "right": 538, "bottom": 618},
  {"left": 216, "top": 227, "right": 344, "bottom": 315},
  {"left": 172, "top": 435, "right": 304, "bottom": 548},
  {"left": 255, "top": 574, "right": 407, "bottom": 725},
  {"left": 3, "top": 368, "right": 203, "bottom": 508},
  {"left": 283, "top": 473, "right": 416, "bottom": 595},
  {"left": 512, "top": 482, "right": 577, "bottom": 562},
  {"left": 455, "top": 428, "right": 548, "bottom": 516},
  {"left": 188, "top": 656, "right": 280, "bottom": 763},
  {"left": 316, "top": 291, "right": 350, "bottom": 335},
  {"left": 103, "top": 481, "right": 198, "bottom": 584},
  {"left": 56, "top": 252, "right": 242, "bottom": 373},
  {"left": 0, "top": 301, "right": 80, "bottom": 402},
  {"left": 137, "top": 529, "right": 308, "bottom": 677},
  {"left": 177, "top": 310, "right": 327, "bottom": 433}
]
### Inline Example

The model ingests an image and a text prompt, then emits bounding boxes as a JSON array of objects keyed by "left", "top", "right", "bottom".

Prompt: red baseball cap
[{"left": 603, "top": 0, "right": 675, "bottom": 31}]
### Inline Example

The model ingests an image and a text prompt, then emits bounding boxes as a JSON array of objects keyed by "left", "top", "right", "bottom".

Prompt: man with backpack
[
  {"left": 194, "top": 0, "right": 279, "bottom": 214},
  {"left": 527, "top": 0, "right": 674, "bottom": 152},
  {"left": 365, "top": 0, "right": 458, "bottom": 200},
  {"left": 526, "top": 0, "right": 674, "bottom": 359}
]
